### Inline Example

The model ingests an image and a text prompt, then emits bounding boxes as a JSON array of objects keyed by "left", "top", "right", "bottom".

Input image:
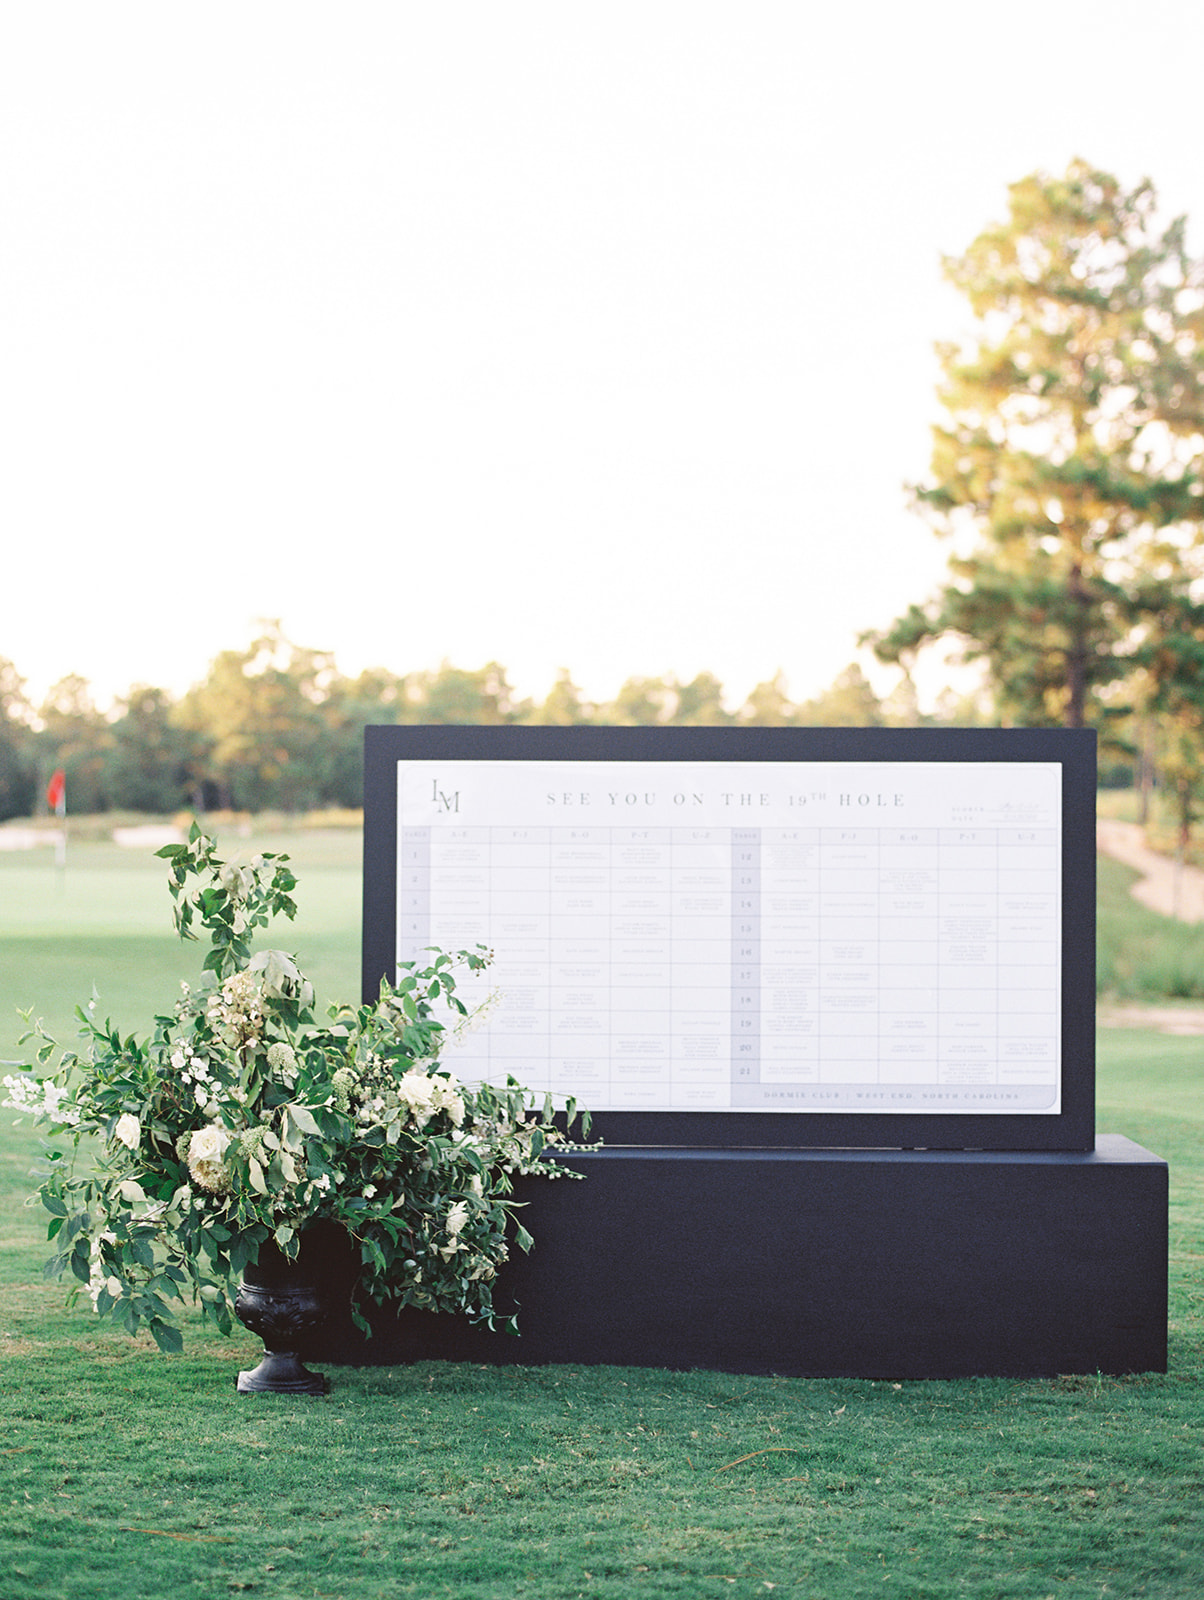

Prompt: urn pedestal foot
[{"left": 235, "top": 1349, "right": 329, "bottom": 1395}]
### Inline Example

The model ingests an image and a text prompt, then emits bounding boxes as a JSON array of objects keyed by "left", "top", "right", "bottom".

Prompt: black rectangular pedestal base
[{"left": 313, "top": 1134, "right": 1167, "bottom": 1380}]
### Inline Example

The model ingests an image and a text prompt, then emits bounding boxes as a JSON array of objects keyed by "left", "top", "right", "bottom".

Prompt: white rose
[
  {"left": 397, "top": 1072, "right": 437, "bottom": 1118},
  {"left": 189, "top": 1124, "right": 231, "bottom": 1164},
  {"left": 113, "top": 1113, "right": 141, "bottom": 1151}
]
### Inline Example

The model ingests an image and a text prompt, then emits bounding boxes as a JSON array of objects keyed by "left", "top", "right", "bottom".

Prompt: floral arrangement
[{"left": 3, "top": 826, "right": 590, "bottom": 1353}]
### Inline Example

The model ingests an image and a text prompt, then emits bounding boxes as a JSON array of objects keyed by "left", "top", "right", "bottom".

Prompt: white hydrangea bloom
[
  {"left": 266, "top": 1042, "right": 298, "bottom": 1074},
  {"left": 207, "top": 970, "right": 265, "bottom": 1045}
]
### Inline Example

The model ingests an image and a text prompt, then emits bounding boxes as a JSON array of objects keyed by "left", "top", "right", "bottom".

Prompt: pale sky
[{"left": 4, "top": 2, "right": 1203, "bottom": 715}]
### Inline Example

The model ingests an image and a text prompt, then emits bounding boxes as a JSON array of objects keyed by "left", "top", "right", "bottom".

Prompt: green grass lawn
[
  {"left": 2, "top": 827, "right": 1203, "bottom": 1598},
  {"left": 0, "top": 825, "right": 362, "bottom": 1056}
]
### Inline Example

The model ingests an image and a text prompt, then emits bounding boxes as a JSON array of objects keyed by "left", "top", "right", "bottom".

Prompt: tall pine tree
[{"left": 870, "top": 160, "right": 1204, "bottom": 727}]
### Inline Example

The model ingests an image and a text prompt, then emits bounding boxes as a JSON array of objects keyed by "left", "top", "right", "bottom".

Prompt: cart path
[
  {"left": 1096, "top": 817, "right": 1204, "bottom": 924},
  {"left": 1097, "top": 1002, "right": 1204, "bottom": 1034},
  {"left": 1096, "top": 818, "right": 1204, "bottom": 1032}
]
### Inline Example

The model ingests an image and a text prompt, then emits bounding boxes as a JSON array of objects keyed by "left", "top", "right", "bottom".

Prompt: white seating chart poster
[{"left": 396, "top": 758, "right": 1063, "bottom": 1115}]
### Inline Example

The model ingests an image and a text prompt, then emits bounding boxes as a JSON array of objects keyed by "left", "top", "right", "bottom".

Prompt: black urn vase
[{"left": 234, "top": 1224, "right": 350, "bottom": 1395}]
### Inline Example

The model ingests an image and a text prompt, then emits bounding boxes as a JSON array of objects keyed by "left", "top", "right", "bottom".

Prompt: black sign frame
[{"left": 363, "top": 724, "right": 1096, "bottom": 1151}]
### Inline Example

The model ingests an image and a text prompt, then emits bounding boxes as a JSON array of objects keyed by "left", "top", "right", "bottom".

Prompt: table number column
[{"left": 398, "top": 827, "right": 431, "bottom": 968}]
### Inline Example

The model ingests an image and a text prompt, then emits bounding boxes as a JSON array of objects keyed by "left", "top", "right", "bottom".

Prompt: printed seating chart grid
[{"left": 396, "top": 760, "right": 1062, "bottom": 1115}]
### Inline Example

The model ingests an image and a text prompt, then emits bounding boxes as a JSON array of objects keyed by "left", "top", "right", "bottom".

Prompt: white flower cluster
[
  {"left": 341, "top": 1055, "right": 466, "bottom": 1133},
  {"left": 395, "top": 1069, "right": 466, "bottom": 1128},
  {"left": 171, "top": 1043, "right": 210, "bottom": 1082},
  {"left": 87, "top": 1230, "right": 121, "bottom": 1309},
  {"left": 169, "top": 1042, "right": 224, "bottom": 1114},
  {"left": 206, "top": 970, "right": 265, "bottom": 1046},
  {"left": 1, "top": 1072, "right": 79, "bottom": 1126},
  {"left": 330, "top": 1066, "right": 356, "bottom": 1111},
  {"left": 266, "top": 1041, "right": 299, "bottom": 1086},
  {"left": 446, "top": 988, "right": 502, "bottom": 1047},
  {"left": 437, "top": 1198, "right": 471, "bottom": 1259}
]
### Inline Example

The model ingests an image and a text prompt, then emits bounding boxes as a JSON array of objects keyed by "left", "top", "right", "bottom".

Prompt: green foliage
[
  {"left": 794, "top": 662, "right": 886, "bottom": 727},
  {"left": 737, "top": 669, "right": 798, "bottom": 725},
  {"left": 173, "top": 625, "right": 344, "bottom": 812},
  {"left": 603, "top": 671, "right": 736, "bottom": 726},
  {"left": 670, "top": 670, "right": 731, "bottom": 725},
  {"left": 0, "top": 657, "right": 36, "bottom": 821},
  {"left": 871, "top": 159, "right": 1204, "bottom": 730},
  {"left": 528, "top": 667, "right": 595, "bottom": 725},
  {"left": 1120, "top": 575, "right": 1204, "bottom": 848},
  {"left": 3, "top": 827, "right": 589, "bottom": 1348},
  {"left": 103, "top": 685, "right": 201, "bottom": 813},
  {"left": 403, "top": 659, "right": 525, "bottom": 724}
]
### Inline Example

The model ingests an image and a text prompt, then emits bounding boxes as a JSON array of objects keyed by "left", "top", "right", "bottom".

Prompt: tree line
[{"left": 0, "top": 640, "right": 940, "bottom": 822}]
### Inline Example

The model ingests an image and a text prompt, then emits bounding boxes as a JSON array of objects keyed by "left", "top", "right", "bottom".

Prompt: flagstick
[
  {"left": 47, "top": 769, "right": 67, "bottom": 882},
  {"left": 55, "top": 795, "right": 66, "bottom": 878}
]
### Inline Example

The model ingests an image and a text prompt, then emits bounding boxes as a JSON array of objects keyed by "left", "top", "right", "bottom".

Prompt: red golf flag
[{"left": 47, "top": 769, "right": 66, "bottom": 812}]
